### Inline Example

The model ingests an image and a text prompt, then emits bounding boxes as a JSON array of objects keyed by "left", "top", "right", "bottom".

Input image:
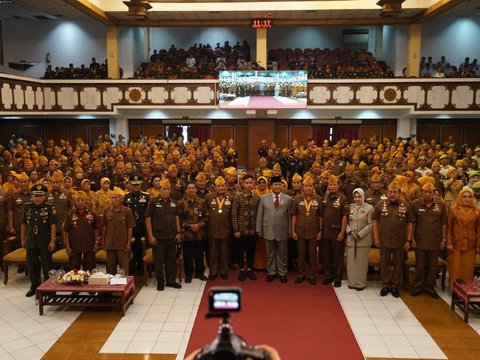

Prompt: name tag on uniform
[
  {"left": 156, "top": 204, "right": 162, "bottom": 208},
  {"left": 419, "top": 209, "right": 425, "bottom": 212},
  {"left": 170, "top": 202, "right": 176, "bottom": 207},
  {"left": 139, "top": 198, "right": 146, "bottom": 203}
]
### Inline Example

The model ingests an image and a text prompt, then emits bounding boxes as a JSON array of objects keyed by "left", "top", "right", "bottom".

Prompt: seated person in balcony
[{"left": 186, "top": 54, "right": 196, "bottom": 69}]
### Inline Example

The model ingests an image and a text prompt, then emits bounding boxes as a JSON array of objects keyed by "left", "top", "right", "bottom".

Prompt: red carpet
[
  {"left": 185, "top": 271, "right": 363, "bottom": 360},
  {"left": 225, "top": 96, "right": 306, "bottom": 109}
]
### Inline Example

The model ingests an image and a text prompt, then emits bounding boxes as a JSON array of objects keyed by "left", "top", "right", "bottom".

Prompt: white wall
[
  {"left": 148, "top": 27, "right": 256, "bottom": 54},
  {"left": 421, "top": 16, "right": 480, "bottom": 67},
  {"left": 2, "top": 20, "right": 106, "bottom": 78},
  {"left": 119, "top": 27, "right": 145, "bottom": 78},
  {"left": 382, "top": 25, "right": 408, "bottom": 75}
]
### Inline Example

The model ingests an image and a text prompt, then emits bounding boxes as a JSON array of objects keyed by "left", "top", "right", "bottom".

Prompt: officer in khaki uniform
[
  {"left": 321, "top": 175, "right": 349, "bottom": 287},
  {"left": 64, "top": 191, "right": 98, "bottom": 271},
  {"left": 410, "top": 178, "right": 447, "bottom": 299},
  {"left": 364, "top": 172, "right": 387, "bottom": 207},
  {"left": 205, "top": 176, "right": 232, "bottom": 280},
  {"left": 291, "top": 176, "right": 322, "bottom": 285},
  {"left": 21, "top": 185, "right": 57, "bottom": 297},
  {"left": 145, "top": 179, "right": 182, "bottom": 291},
  {"left": 373, "top": 180, "right": 414, "bottom": 298}
]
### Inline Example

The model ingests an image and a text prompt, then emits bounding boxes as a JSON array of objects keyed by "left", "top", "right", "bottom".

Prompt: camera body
[{"left": 195, "top": 287, "right": 270, "bottom": 360}]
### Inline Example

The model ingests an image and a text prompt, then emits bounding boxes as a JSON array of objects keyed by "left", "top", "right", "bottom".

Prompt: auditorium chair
[
  {"left": 2, "top": 248, "right": 27, "bottom": 285},
  {"left": 404, "top": 251, "right": 447, "bottom": 291}
]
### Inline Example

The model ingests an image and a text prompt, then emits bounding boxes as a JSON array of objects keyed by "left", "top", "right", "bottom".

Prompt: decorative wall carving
[{"left": 1, "top": 75, "right": 479, "bottom": 115}]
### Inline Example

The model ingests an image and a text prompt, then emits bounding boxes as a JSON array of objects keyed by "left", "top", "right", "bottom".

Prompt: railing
[{"left": 1, "top": 73, "right": 479, "bottom": 115}]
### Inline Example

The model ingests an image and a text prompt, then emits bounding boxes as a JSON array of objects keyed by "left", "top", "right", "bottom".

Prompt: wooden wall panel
[
  {"left": 275, "top": 125, "right": 288, "bottom": 150},
  {"left": 211, "top": 125, "right": 232, "bottom": 146},
  {"left": 440, "top": 125, "right": 461, "bottom": 147},
  {"left": 416, "top": 125, "right": 439, "bottom": 144},
  {"left": 0, "top": 123, "right": 20, "bottom": 146},
  {"left": 247, "top": 119, "right": 275, "bottom": 169},
  {"left": 44, "top": 126, "right": 66, "bottom": 144},
  {"left": 289, "top": 126, "right": 311, "bottom": 146},
  {"left": 143, "top": 126, "right": 164, "bottom": 139},
  {"left": 21, "top": 125, "right": 42, "bottom": 143},
  {"left": 383, "top": 125, "right": 397, "bottom": 140},
  {"left": 67, "top": 125, "right": 89, "bottom": 145},
  {"left": 359, "top": 125, "right": 382, "bottom": 141},
  {"left": 464, "top": 125, "right": 480, "bottom": 149},
  {"left": 234, "top": 125, "right": 247, "bottom": 168},
  {"left": 128, "top": 125, "right": 142, "bottom": 143},
  {"left": 90, "top": 126, "right": 109, "bottom": 145}
]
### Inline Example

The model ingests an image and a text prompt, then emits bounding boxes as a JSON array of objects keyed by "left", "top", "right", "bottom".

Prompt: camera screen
[{"left": 208, "top": 287, "right": 241, "bottom": 312}]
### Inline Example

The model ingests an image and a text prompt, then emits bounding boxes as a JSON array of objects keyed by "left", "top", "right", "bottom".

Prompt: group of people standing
[{"left": 3, "top": 134, "right": 480, "bottom": 300}]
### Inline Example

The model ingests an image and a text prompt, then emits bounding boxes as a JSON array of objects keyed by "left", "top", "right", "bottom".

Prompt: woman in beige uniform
[{"left": 346, "top": 188, "right": 374, "bottom": 290}]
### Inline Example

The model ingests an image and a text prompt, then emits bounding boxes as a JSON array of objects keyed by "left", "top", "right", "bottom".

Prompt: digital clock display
[{"left": 251, "top": 19, "right": 272, "bottom": 29}]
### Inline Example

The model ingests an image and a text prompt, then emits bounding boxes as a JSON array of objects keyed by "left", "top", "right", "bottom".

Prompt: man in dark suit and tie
[{"left": 256, "top": 176, "right": 292, "bottom": 283}]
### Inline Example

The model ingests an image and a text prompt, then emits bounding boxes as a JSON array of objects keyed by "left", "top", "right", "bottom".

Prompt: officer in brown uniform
[
  {"left": 410, "top": 178, "right": 447, "bottom": 299},
  {"left": 64, "top": 191, "right": 98, "bottom": 271},
  {"left": 145, "top": 179, "right": 182, "bottom": 291},
  {"left": 231, "top": 174, "right": 260, "bottom": 281},
  {"left": 0, "top": 186, "right": 9, "bottom": 257},
  {"left": 321, "top": 175, "right": 349, "bottom": 287},
  {"left": 177, "top": 182, "right": 208, "bottom": 283},
  {"left": 47, "top": 171, "right": 74, "bottom": 246},
  {"left": 373, "top": 180, "right": 414, "bottom": 298},
  {"left": 102, "top": 187, "right": 135, "bottom": 276},
  {"left": 364, "top": 172, "right": 387, "bottom": 207},
  {"left": 8, "top": 172, "right": 32, "bottom": 240},
  {"left": 291, "top": 176, "right": 323, "bottom": 285},
  {"left": 167, "top": 165, "right": 186, "bottom": 202},
  {"left": 205, "top": 176, "right": 232, "bottom": 280}
]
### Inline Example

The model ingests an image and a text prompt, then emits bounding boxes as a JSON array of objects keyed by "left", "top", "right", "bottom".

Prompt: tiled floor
[
  {"left": 100, "top": 278, "right": 206, "bottom": 360},
  {"left": 0, "top": 270, "right": 81, "bottom": 360},
  {"left": 334, "top": 281, "right": 448, "bottom": 359},
  {"left": 1, "top": 266, "right": 480, "bottom": 360}
]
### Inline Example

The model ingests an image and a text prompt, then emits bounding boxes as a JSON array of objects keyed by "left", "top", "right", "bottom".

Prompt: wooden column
[
  {"left": 406, "top": 23, "right": 421, "bottom": 78},
  {"left": 106, "top": 25, "right": 119, "bottom": 79},
  {"left": 247, "top": 118, "right": 275, "bottom": 169},
  {"left": 256, "top": 28, "right": 267, "bottom": 69}
]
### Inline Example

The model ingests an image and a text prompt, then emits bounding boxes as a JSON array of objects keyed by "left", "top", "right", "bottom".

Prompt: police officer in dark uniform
[
  {"left": 123, "top": 175, "right": 150, "bottom": 276},
  {"left": 21, "top": 185, "right": 57, "bottom": 297}
]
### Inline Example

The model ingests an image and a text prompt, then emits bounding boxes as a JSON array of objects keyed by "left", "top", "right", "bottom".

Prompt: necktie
[{"left": 274, "top": 195, "right": 279, "bottom": 208}]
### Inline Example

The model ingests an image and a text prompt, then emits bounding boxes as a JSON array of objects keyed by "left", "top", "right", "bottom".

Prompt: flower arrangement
[{"left": 59, "top": 269, "right": 89, "bottom": 285}]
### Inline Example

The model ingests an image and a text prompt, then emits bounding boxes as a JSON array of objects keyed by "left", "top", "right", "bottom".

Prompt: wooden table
[
  {"left": 35, "top": 276, "right": 135, "bottom": 316},
  {"left": 451, "top": 280, "right": 480, "bottom": 323}
]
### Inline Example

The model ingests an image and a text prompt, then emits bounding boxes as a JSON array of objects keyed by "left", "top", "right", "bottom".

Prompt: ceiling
[{"left": 0, "top": 0, "right": 476, "bottom": 26}]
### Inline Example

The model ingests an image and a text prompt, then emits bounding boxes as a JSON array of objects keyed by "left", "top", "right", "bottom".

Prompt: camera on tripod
[{"left": 194, "top": 287, "right": 270, "bottom": 360}]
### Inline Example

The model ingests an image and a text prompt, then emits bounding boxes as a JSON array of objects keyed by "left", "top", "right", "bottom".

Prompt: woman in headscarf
[
  {"left": 447, "top": 188, "right": 480, "bottom": 285},
  {"left": 346, "top": 188, "right": 374, "bottom": 290}
]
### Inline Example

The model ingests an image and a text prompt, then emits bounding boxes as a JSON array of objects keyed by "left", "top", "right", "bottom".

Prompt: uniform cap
[
  {"left": 111, "top": 187, "right": 125, "bottom": 197},
  {"left": 472, "top": 181, "right": 480, "bottom": 190},
  {"left": 303, "top": 176, "right": 314, "bottom": 186},
  {"left": 371, "top": 172, "right": 382, "bottom": 182},
  {"left": 31, "top": 184, "right": 48, "bottom": 195},
  {"left": 168, "top": 164, "right": 177, "bottom": 172},
  {"left": 422, "top": 181, "right": 436, "bottom": 191},
  {"left": 129, "top": 175, "right": 143, "bottom": 185},
  {"left": 262, "top": 169, "right": 273, "bottom": 178},
  {"left": 328, "top": 175, "right": 339, "bottom": 184},
  {"left": 195, "top": 172, "right": 206, "bottom": 181},
  {"left": 159, "top": 179, "right": 171, "bottom": 189},
  {"left": 321, "top": 170, "right": 330, "bottom": 178},
  {"left": 388, "top": 180, "right": 402, "bottom": 190},
  {"left": 418, "top": 176, "right": 435, "bottom": 188},
  {"left": 359, "top": 161, "right": 368, "bottom": 171},
  {"left": 215, "top": 176, "right": 226, "bottom": 186},
  {"left": 292, "top": 173, "right": 302, "bottom": 181},
  {"left": 439, "top": 154, "right": 448, "bottom": 160},
  {"left": 224, "top": 167, "right": 237, "bottom": 176},
  {"left": 272, "top": 163, "right": 281, "bottom": 171},
  {"left": 15, "top": 172, "right": 29, "bottom": 182},
  {"left": 50, "top": 171, "right": 64, "bottom": 182},
  {"left": 74, "top": 191, "right": 89, "bottom": 200}
]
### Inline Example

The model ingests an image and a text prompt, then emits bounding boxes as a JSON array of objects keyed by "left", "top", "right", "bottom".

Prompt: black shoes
[
  {"left": 333, "top": 280, "right": 342, "bottom": 288},
  {"left": 308, "top": 277, "right": 317, "bottom": 285},
  {"left": 266, "top": 274, "right": 276, "bottom": 282},
  {"left": 380, "top": 287, "right": 390, "bottom": 297},
  {"left": 410, "top": 288, "right": 422, "bottom": 297},
  {"left": 25, "top": 289, "right": 36, "bottom": 297},
  {"left": 295, "top": 276, "right": 306, "bottom": 284},
  {"left": 425, "top": 289, "right": 440, "bottom": 299},
  {"left": 322, "top": 277, "right": 334, "bottom": 285},
  {"left": 238, "top": 271, "right": 246, "bottom": 281},
  {"left": 391, "top": 287, "right": 400, "bottom": 298},
  {"left": 166, "top": 282, "right": 182, "bottom": 289},
  {"left": 185, "top": 276, "right": 192, "bottom": 283},
  {"left": 246, "top": 270, "right": 257, "bottom": 280},
  {"left": 220, "top": 273, "right": 228, "bottom": 280},
  {"left": 208, "top": 274, "right": 217, "bottom": 281},
  {"left": 157, "top": 281, "right": 165, "bottom": 291},
  {"left": 195, "top": 274, "right": 208, "bottom": 281},
  {"left": 279, "top": 276, "right": 288, "bottom": 283}
]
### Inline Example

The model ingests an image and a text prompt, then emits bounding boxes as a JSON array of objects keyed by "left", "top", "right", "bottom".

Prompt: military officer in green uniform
[
  {"left": 21, "top": 185, "right": 57, "bottom": 297},
  {"left": 123, "top": 175, "right": 150, "bottom": 275}
]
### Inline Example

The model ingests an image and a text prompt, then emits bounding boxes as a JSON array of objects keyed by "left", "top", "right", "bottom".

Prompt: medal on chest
[{"left": 381, "top": 201, "right": 389, "bottom": 216}]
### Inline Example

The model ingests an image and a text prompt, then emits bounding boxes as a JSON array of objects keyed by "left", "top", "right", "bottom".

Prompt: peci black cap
[{"left": 270, "top": 176, "right": 283, "bottom": 185}]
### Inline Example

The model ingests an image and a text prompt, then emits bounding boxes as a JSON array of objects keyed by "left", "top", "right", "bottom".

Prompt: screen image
[
  {"left": 209, "top": 291, "right": 240, "bottom": 311},
  {"left": 219, "top": 70, "right": 308, "bottom": 109}
]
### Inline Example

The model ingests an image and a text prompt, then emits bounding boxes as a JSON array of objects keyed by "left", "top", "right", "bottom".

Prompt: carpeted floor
[
  {"left": 185, "top": 271, "right": 363, "bottom": 360},
  {"left": 224, "top": 96, "right": 306, "bottom": 109}
]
